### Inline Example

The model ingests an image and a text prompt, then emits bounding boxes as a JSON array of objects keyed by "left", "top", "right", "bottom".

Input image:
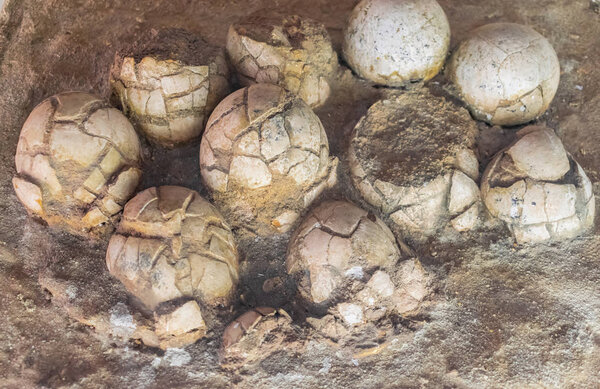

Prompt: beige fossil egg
[
  {"left": 12, "top": 91, "right": 142, "bottom": 237},
  {"left": 227, "top": 13, "right": 338, "bottom": 108},
  {"left": 481, "top": 126, "right": 594, "bottom": 243},
  {"left": 348, "top": 90, "right": 482, "bottom": 243},
  {"left": 106, "top": 186, "right": 239, "bottom": 348},
  {"left": 199, "top": 83, "right": 338, "bottom": 237},
  {"left": 111, "top": 28, "right": 230, "bottom": 147},
  {"left": 286, "top": 200, "right": 430, "bottom": 322}
]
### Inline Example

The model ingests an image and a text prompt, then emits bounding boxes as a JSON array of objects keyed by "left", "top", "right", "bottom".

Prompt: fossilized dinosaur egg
[
  {"left": 220, "top": 307, "right": 299, "bottom": 367},
  {"left": 447, "top": 23, "right": 560, "bottom": 126},
  {"left": 286, "top": 200, "right": 430, "bottom": 321},
  {"left": 481, "top": 126, "right": 594, "bottom": 243},
  {"left": 111, "top": 28, "right": 230, "bottom": 147},
  {"left": 106, "top": 186, "right": 239, "bottom": 346},
  {"left": 343, "top": 0, "right": 450, "bottom": 86},
  {"left": 349, "top": 90, "right": 482, "bottom": 242},
  {"left": 12, "top": 92, "right": 142, "bottom": 237},
  {"left": 199, "top": 84, "right": 338, "bottom": 236},
  {"left": 106, "top": 186, "right": 239, "bottom": 309},
  {"left": 227, "top": 13, "right": 338, "bottom": 108}
]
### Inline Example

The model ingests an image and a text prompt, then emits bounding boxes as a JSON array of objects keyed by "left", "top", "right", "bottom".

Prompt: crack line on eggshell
[{"left": 116, "top": 226, "right": 236, "bottom": 274}]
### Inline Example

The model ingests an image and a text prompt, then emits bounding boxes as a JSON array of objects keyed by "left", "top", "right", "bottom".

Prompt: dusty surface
[
  {"left": 348, "top": 90, "right": 482, "bottom": 241},
  {"left": 1, "top": 0, "right": 600, "bottom": 388}
]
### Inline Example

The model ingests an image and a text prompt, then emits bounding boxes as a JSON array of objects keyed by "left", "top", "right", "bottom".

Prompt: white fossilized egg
[
  {"left": 13, "top": 92, "right": 142, "bottom": 237},
  {"left": 227, "top": 13, "right": 338, "bottom": 108},
  {"left": 447, "top": 23, "right": 560, "bottom": 126},
  {"left": 343, "top": 0, "right": 450, "bottom": 86},
  {"left": 199, "top": 83, "right": 338, "bottom": 237},
  {"left": 481, "top": 126, "right": 594, "bottom": 243}
]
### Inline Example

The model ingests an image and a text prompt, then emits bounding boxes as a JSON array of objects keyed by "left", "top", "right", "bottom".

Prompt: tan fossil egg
[
  {"left": 199, "top": 83, "right": 338, "bottom": 237},
  {"left": 106, "top": 186, "right": 239, "bottom": 311},
  {"left": 12, "top": 92, "right": 142, "bottom": 237},
  {"left": 106, "top": 186, "right": 239, "bottom": 348},
  {"left": 286, "top": 200, "right": 430, "bottom": 321},
  {"left": 227, "top": 13, "right": 338, "bottom": 108},
  {"left": 220, "top": 307, "right": 299, "bottom": 368},
  {"left": 348, "top": 90, "right": 482, "bottom": 243},
  {"left": 111, "top": 28, "right": 230, "bottom": 147}
]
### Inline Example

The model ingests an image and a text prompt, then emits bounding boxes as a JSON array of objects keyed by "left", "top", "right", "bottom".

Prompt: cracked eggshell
[
  {"left": 481, "top": 126, "right": 594, "bottom": 243},
  {"left": 105, "top": 186, "right": 239, "bottom": 314},
  {"left": 220, "top": 307, "right": 301, "bottom": 368},
  {"left": 199, "top": 84, "right": 338, "bottom": 237},
  {"left": 343, "top": 0, "right": 450, "bottom": 86},
  {"left": 154, "top": 300, "right": 206, "bottom": 349},
  {"left": 227, "top": 13, "right": 338, "bottom": 108},
  {"left": 447, "top": 23, "right": 560, "bottom": 126},
  {"left": 12, "top": 92, "right": 142, "bottom": 238},
  {"left": 286, "top": 200, "right": 402, "bottom": 313},
  {"left": 348, "top": 90, "right": 482, "bottom": 243},
  {"left": 111, "top": 28, "right": 230, "bottom": 147}
]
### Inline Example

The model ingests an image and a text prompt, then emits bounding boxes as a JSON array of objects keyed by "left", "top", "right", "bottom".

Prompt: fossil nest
[
  {"left": 349, "top": 91, "right": 481, "bottom": 242},
  {"left": 106, "top": 186, "right": 239, "bottom": 348},
  {"left": 481, "top": 126, "right": 595, "bottom": 243},
  {"left": 220, "top": 307, "right": 300, "bottom": 368},
  {"left": 199, "top": 83, "right": 338, "bottom": 236},
  {"left": 227, "top": 13, "right": 338, "bottom": 108},
  {"left": 12, "top": 92, "right": 142, "bottom": 237},
  {"left": 286, "top": 200, "right": 430, "bottom": 323},
  {"left": 447, "top": 23, "right": 560, "bottom": 126},
  {"left": 343, "top": 0, "right": 450, "bottom": 86},
  {"left": 111, "top": 28, "right": 230, "bottom": 147}
]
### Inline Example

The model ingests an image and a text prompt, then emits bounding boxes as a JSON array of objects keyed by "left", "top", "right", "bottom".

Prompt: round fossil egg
[
  {"left": 227, "top": 13, "right": 338, "bottom": 108},
  {"left": 349, "top": 90, "right": 482, "bottom": 243},
  {"left": 12, "top": 92, "right": 142, "bottom": 237},
  {"left": 199, "top": 83, "right": 338, "bottom": 237},
  {"left": 447, "top": 23, "right": 560, "bottom": 126},
  {"left": 111, "top": 28, "right": 230, "bottom": 147},
  {"left": 481, "top": 126, "right": 594, "bottom": 243},
  {"left": 286, "top": 200, "right": 430, "bottom": 322},
  {"left": 106, "top": 186, "right": 239, "bottom": 347},
  {"left": 343, "top": 0, "right": 450, "bottom": 86},
  {"left": 106, "top": 186, "right": 239, "bottom": 311}
]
